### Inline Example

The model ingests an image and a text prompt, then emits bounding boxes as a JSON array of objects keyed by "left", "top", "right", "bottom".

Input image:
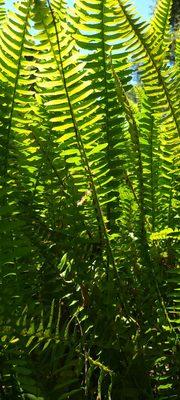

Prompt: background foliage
[{"left": 0, "top": 0, "right": 179, "bottom": 399}]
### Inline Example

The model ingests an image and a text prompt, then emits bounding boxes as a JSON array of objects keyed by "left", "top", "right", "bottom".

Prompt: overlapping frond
[
  {"left": 32, "top": 0, "right": 117, "bottom": 280},
  {"left": 67, "top": 0, "right": 134, "bottom": 236},
  {"left": 150, "top": 0, "right": 173, "bottom": 53},
  {"left": 0, "top": 1, "right": 36, "bottom": 327},
  {"left": 113, "top": 0, "right": 179, "bottom": 139},
  {"left": 0, "top": 0, "right": 179, "bottom": 399}
]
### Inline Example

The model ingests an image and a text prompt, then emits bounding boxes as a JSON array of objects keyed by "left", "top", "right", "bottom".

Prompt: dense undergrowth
[{"left": 0, "top": 0, "right": 179, "bottom": 399}]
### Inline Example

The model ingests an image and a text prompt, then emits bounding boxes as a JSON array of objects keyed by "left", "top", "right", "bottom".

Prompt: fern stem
[
  {"left": 101, "top": 1, "right": 113, "bottom": 230},
  {"left": 149, "top": 115, "right": 156, "bottom": 231}
]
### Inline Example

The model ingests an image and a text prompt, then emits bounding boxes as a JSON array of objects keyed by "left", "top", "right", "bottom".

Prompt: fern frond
[
  {"left": 111, "top": 63, "right": 150, "bottom": 261},
  {"left": 0, "top": 0, "right": 5, "bottom": 27},
  {"left": 32, "top": 0, "right": 125, "bottom": 282},
  {"left": 137, "top": 93, "right": 160, "bottom": 231},
  {"left": 0, "top": 1, "right": 179, "bottom": 399},
  {"left": 114, "top": 0, "right": 180, "bottom": 137},
  {"left": 69, "top": 0, "right": 138, "bottom": 242},
  {"left": 0, "top": 0, "right": 34, "bottom": 187},
  {"left": 150, "top": 0, "right": 173, "bottom": 53}
]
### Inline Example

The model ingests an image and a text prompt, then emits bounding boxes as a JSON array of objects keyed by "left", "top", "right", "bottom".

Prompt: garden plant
[{"left": 0, "top": 0, "right": 179, "bottom": 399}]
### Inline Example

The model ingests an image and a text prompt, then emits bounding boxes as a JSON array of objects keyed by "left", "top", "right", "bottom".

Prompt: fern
[
  {"left": 150, "top": 0, "right": 173, "bottom": 53},
  {"left": 0, "top": 0, "right": 5, "bottom": 26},
  {"left": 0, "top": 0, "right": 179, "bottom": 399},
  {"left": 114, "top": 0, "right": 179, "bottom": 137}
]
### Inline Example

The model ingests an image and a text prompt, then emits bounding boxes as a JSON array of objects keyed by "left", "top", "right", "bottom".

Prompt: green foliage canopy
[{"left": 0, "top": 0, "right": 179, "bottom": 399}]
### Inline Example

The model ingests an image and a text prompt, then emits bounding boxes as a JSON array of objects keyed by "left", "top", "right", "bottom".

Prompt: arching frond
[
  {"left": 114, "top": 0, "right": 180, "bottom": 138},
  {"left": 0, "top": 1, "right": 179, "bottom": 399},
  {"left": 150, "top": 0, "right": 173, "bottom": 53}
]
